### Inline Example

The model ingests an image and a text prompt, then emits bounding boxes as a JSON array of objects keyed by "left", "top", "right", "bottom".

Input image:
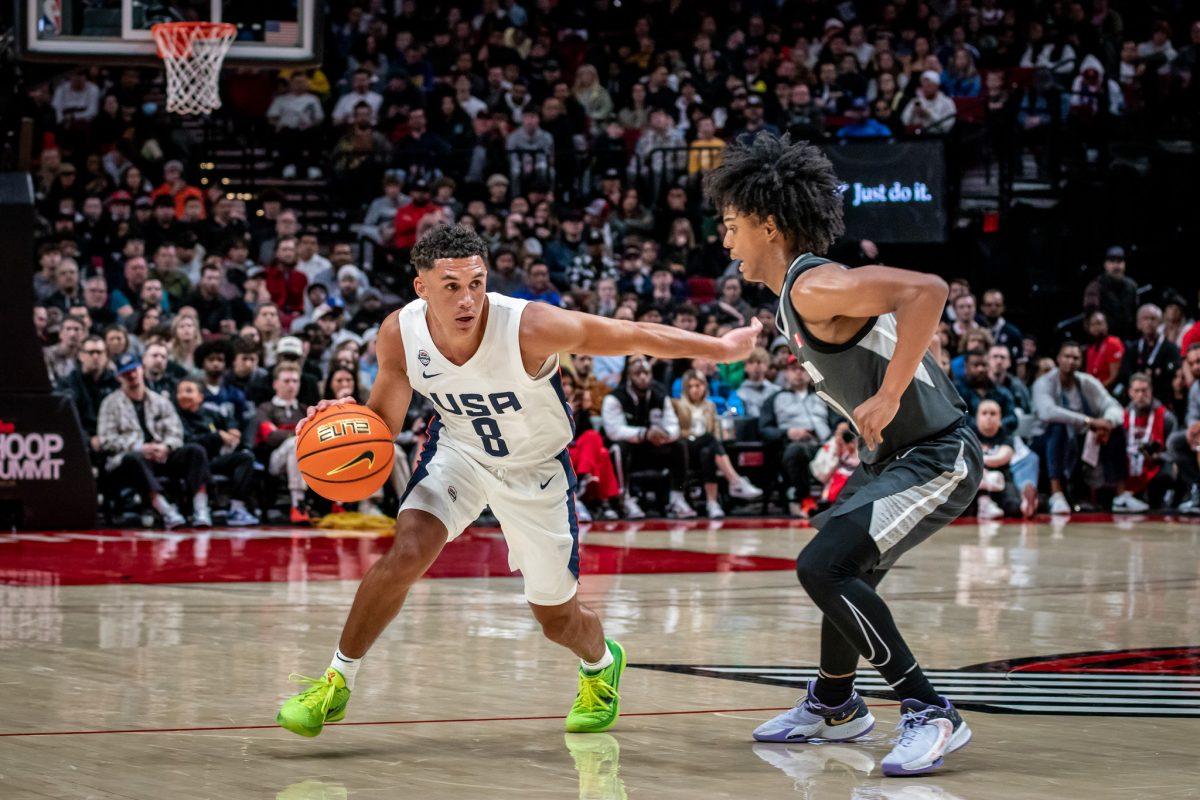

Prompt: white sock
[
  {"left": 581, "top": 645, "right": 614, "bottom": 674},
  {"left": 151, "top": 494, "right": 173, "bottom": 515},
  {"left": 229, "top": 499, "right": 248, "bottom": 513},
  {"left": 330, "top": 649, "right": 361, "bottom": 690},
  {"left": 669, "top": 490, "right": 687, "bottom": 504},
  {"left": 290, "top": 490, "right": 306, "bottom": 507},
  {"left": 193, "top": 492, "right": 209, "bottom": 513}
]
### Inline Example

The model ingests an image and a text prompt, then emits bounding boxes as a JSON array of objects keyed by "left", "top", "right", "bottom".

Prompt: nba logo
[
  {"left": 447, "top": 485, "right": 457, "bottom": 502},
  {"left": 418, "top": 349, "right": 431, "bottom": 366}
]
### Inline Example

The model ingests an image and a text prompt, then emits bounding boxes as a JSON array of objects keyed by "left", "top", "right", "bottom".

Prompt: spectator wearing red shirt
[
  {"left": 392, "top": 180, "right": 437, "bottom": 252},
  {"left": 1182, "top": 319, "right": 1200, "bottom": 354},
  {"left": 149, "top": 159, "right": 206, "bottom": 220},
  {"left": 1084, "top": 310, "right": 1124, "bottom": 389},
  {"left": 264, "top": 235, "right": 307, "bottom": 326}
]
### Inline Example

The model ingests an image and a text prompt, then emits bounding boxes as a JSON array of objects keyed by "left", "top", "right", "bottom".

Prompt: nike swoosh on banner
[
  {"left": 422, "top": 371, "right": 443, "bottom": 379},
  {"left": 326, "top": 450, "right": 375, "bottom": 476}
]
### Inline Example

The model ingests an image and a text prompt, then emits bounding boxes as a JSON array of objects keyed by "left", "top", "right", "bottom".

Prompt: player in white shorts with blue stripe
[{"left": 277, "top": 224, "right": 760, "bottom": 738}]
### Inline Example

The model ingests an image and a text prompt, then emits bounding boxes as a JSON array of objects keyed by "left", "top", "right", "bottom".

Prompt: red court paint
[
  {"left": 3, "top": 514, "right": 1194, "bottom": 587},
  {"left": 0, "top": 526, "right": 796, "bottom": 586}
]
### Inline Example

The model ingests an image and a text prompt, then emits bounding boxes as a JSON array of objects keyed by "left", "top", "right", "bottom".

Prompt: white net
[{"left": 151, "top": 22, "right": 237, "bottom": 116}]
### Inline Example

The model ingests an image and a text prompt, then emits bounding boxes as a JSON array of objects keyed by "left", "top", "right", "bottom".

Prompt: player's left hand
[
  {"left": 853, "top": 391, "right": 900, "bottom": 451},
  {"left": 718, "top": 318, "right": 762, "bottom": 362}
]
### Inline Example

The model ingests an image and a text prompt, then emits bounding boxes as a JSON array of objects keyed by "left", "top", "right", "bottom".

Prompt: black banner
[
  {"left": 0, "top": 393, "right": 98, "bottom": 529},
  {"left": 0, "top": 173, "right": 97, "bottom": 529},
  {"left": 820, "top": 140, "right": 948, "bottom": 244}
]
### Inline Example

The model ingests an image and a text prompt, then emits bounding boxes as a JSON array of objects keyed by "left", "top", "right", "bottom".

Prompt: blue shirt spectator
[{"left": 512, "top": 263, "right": 563, "bottom": 307}]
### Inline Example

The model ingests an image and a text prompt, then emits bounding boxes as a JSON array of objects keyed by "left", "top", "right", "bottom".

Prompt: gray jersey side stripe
[
  {"left": 870, "top": 442, "right": 969, "bottom": 551},
  {"left": 856, "top": 314, "right": 935, "bottom": 387}
]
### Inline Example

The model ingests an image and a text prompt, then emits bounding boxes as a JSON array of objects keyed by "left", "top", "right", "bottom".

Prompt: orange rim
[{"left": 150, "top": 21, "right": 236, "bottom": 60}]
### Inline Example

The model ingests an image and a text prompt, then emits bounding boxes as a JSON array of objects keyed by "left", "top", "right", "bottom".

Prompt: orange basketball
[{"left": 295, "top": 405, "right": 395, "bottom": 502}]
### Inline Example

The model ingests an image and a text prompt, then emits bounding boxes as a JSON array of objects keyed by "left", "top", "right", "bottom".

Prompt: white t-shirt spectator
[
  {"left": 298, "top": 252, "right": 333, "bottom": 284},
  {"left": 458, "top": 94, "right": 489, "bottom": 119},
  {"left": 331, "top": 89, "right": 383, "bottom": 125},
  {"left": 52, "top": 80, "right": 101, "bottom": 123},
  {"left": 267, "top": 92, "right": 325, "bottom": 130},
  {"left": 901, "top": 89, "right": 958, "bottom": 133},
  {"left": 1137, "top": 37, "right": 1178, "bottom": 75}
]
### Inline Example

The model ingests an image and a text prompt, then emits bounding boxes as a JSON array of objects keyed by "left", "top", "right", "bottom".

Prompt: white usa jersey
[{"left": 399, "top": 293, "right": 574, "bottom": 468}]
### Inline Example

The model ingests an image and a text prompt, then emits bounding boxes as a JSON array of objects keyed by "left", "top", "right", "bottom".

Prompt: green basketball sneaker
[
  {"left": 565, "top": 638, "right": 626, "bottom": 733},
  {"left": 276, "top": 668, "right": 351, "bottom": 737}
]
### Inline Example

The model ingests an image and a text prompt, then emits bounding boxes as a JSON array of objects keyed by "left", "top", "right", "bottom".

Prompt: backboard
[{"left": 15, "top": 0, "right": 322, "bottom": 67}]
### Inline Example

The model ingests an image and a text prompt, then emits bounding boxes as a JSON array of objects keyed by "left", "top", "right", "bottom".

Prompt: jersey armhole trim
[
  {"left": 783, "top": 261, "right": 880, "bottom": 355},
  {"left": 512, "top": 299, "right": 560, "bottom": 386},
  {"left": 797, "top": 315, "right": 881, "bottom": 354}
]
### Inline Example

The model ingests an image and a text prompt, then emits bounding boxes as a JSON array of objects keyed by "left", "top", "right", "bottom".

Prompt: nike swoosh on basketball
[
  {"left": 422, "top": 370, "right": 443, "bottom": 379},
  {"left": 539, "top": 477, "right": 553, "bottom": 490},
  {"left": 325, "top": 450, "right": 375, "bottom": 477}
]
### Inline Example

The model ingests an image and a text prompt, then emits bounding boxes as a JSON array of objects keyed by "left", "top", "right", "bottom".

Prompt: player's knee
[
  {"left": 384, "top": 522, "right": 439, "bottom": 579},
  {"left": 795, "top": 545, "right": 833, "bottom": 595}
]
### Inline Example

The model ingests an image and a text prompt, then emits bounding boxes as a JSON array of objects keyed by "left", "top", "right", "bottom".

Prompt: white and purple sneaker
[
  {"left": 752, "top": 680, "right": 876, "bottom": 743},
  {"left": 881, "top": 697, "right": 972, "bottom": 777}
]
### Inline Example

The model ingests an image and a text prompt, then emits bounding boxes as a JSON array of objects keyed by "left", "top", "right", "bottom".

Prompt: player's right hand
[
  {"left": 717, "top": 318, "right": 763, "bottom": 362},
  {"left": 295, "top": 397, "right": 358, "bottom": 439}
]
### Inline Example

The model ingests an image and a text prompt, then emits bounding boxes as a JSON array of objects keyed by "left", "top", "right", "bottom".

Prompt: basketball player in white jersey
[{"left": 277, "top": 225, "right": 761, "bottom": 737}]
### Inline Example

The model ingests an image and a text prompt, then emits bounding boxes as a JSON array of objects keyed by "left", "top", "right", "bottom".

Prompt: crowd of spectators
[{"left": 15, "top": 1, "right": 1200, "bottom": 526}]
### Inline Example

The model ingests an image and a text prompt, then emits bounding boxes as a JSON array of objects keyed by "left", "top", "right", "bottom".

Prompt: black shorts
[{"left": 810, "top": 420, "right": 983, "bottom": 569}]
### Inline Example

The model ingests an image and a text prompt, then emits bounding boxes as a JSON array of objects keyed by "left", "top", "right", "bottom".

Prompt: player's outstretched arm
[
  {"left": 296, "top": 311, "right": 413, "bottom": 439},
  {"left": 520, "top": 301, "right": 762, "bottom": 363},
  {"left": 792, "top": 263, "right": 948, "bottom": 448}
]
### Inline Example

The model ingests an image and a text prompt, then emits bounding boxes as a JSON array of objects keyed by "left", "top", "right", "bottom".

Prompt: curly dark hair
[
  {"left": 702, "top": 134, "right": 846, "bottom": 255},
  {"left": 410, "top": 224, "right": 489, "bottom": 271}
]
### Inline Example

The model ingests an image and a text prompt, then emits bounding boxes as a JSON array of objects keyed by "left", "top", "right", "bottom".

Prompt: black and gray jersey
[{"left": 775, "top": 253, "right": 967, "bottom": 464}]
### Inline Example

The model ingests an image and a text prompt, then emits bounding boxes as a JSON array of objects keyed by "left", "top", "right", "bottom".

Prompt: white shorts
[{"left": 399, "top": 427, "right": 580, "bottom": 606}]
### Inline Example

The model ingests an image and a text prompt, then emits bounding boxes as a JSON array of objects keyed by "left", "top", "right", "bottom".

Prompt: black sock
[
  {"left": 813, "top": 671, "right": 857, "bottom": 707},
  {"left": 891, "top": 663, "right": 942, "bottom": 706}
]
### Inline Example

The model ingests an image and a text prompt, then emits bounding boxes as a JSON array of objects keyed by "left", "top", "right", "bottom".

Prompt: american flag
[{"left": 264, "top": 20, "right": 300, "bottom": 46}]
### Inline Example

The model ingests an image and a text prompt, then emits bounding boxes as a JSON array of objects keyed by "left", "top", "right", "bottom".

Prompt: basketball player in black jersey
[{"left": 704, "top": 135, "right": 984, "bottom": 776}]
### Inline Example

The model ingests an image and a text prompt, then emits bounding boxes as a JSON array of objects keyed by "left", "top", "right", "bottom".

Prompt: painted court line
[{"left": 0, "top": 703, "right": 902, "bottom": 738}]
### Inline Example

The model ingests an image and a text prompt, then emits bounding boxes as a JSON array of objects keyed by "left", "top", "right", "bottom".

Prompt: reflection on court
[{"left": 1, "top": 516, "right": 1198, "bottom": 799}]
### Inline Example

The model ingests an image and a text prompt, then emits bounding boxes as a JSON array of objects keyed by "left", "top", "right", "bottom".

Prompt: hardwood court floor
[{"left": 2, "top": 515, "right": 1198, "bottom": 799}]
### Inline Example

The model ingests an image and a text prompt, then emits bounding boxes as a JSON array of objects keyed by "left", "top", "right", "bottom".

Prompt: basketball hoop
[{"left": 151, "top": 22, "right": 237, "bottom": 116}]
